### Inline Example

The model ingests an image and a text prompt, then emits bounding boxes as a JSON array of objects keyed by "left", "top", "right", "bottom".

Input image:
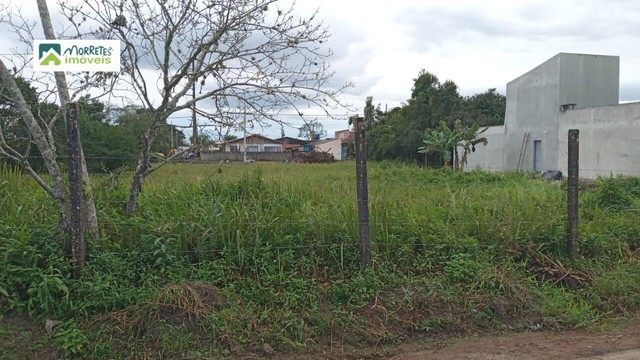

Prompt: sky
[{"left": 2, "top": 0, "right": 640, "bottom": 140}]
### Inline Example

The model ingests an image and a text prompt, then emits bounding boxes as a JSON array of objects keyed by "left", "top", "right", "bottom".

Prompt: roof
[
  {"left": 312, "top": 138, "right": 341, "bottom": 145},
  {"left": 225, "top": 134, "right": 282, "bottom": 145},
  {"left": 276, "top": 136, "right": 308, "bottom": 145},
  {"left": 282, "top": 143, "right": 302, "bottom": 150}
]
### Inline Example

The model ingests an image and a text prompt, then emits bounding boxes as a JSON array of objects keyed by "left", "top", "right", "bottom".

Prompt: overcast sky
[{"left": 3, "top": 0, "right": 640, "bottom": 139}]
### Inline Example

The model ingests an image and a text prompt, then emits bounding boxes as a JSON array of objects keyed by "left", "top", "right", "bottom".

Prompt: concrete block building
[{"left": 467, "top": 53, "right": 640, "bottom": 178}]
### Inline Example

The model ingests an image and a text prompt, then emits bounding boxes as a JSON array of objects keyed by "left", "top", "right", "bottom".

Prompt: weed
[{"left": 51, "top": 320, "right": 89, "bottom": 358}]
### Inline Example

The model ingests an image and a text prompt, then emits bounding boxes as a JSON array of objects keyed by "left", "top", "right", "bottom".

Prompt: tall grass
[
  {"left": 0, "top": 162, "right": 613, "bottom": 265},
  {"left": 3, "top": 161, "right": 638, "bottom": 275},
  {"left": 3, "top": 161, "right": 640, "bottom": 358}
]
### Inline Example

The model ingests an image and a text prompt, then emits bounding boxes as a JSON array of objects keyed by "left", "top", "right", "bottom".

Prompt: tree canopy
[
  {"left": 0, "top": 76, "right": 187, "bottom": 173},
  {"left": 298, "top": 120, "right": 326, "bottom": 141},
  {"left": 366, "top": 70, "right": 505, "bottom": 164}
]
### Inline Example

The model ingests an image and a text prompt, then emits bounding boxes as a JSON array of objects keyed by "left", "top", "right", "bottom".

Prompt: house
[
  {"left": 313, "top": 138, "right": 342, "bottom": 160},
  {"left": 466, "top": 52, "right": 640, "bottom": 179},
  {"left": 334, "top": 129, "right": 355, "bottom": 142},
  {"left": 224, "top": 134, "right": 283, "bottom": 153},
  {"left": 334, "top": 129, "right": 355, "bottom": 160},
  {"left": 201, "top": 134, "right": 289, "bottom": 162},
  {"left": 276, "top": 136, "right": 307, "bottom": 146},
  {"left": 276, "top": 136, "right": 307, "bottom": 152}
]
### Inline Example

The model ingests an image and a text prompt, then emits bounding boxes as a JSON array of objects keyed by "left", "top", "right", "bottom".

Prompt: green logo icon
[{"left": 38, "top": 43, "right": 62, "bottom": 66}]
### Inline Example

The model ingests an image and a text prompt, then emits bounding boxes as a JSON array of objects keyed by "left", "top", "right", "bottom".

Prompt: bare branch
[
  {"left": 144, "top": 147, "right": 190, "bottom": 177},
  {"left": 0, "top": 58, "right": 67, "bottom": 206},
  {"left": 60, "top": 0, "right": 352, "bottom": 215}
]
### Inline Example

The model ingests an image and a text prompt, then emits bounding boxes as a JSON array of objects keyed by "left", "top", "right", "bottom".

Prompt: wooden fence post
[
  {"left": 66, "top": 102, "right": 85, "bottom": 279},
  {"left": 567, "top": 129, "right": 579, "bottom": 259},
  {"left": 355, "top": 116, "right": 372, "bottom": 268}
]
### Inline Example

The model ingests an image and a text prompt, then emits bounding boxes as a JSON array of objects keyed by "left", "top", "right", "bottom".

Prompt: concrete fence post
[
  {"left": 355, "top": 116, "right": 372, "bottom": 268},
  {"left": 567, "top": 129, "right": 579, "bottom": 259},
  {"left": 66, "top": 102, "right": 86, "bottom": 278}
]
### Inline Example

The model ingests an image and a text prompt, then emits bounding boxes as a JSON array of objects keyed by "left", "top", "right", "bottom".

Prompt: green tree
[
  {"left": 366, "top": 70, "right": 464, "bottom": 163},
  {"left": 0, "top": 76, "right": 47, "bottom": 165},
  {"left": 462, "top": 88, "right": 506, "bottom": 126},
  {"left": 367, "top": 106, "right": 402, "bottom": 161},
  {"left": 75, "top": 98, "right": 138, "bottom": 172},
  {"left": 0, "top": 75, "right": 62, "bottom": 171},
  {"left": 366, "top": 71, "right": 504, "bottom": 164},
  {"left": 113, "top": 105, "right": 186, "bottom": 154}
]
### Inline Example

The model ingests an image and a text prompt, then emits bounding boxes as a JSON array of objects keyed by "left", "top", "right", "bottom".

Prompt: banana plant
[{"left": 419, "top": 120, "right": 488, "bottom": 170}]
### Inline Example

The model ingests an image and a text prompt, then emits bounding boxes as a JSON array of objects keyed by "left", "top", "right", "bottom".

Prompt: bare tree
[
  {"left": 60, "top": 0, "right": 351, "bottom": 216},
  {"left": 298, "top": 119, "right": 327, "bottom": 141},
  {"left": 0, "top": 62, "right": 68, "bottom": 221},
  {"left": 0, "top": 1, "right": 99, "bottom": 234}
]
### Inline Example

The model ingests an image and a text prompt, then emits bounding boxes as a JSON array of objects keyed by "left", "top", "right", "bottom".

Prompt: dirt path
[{"left": 390, "top": 322, "right": 640, "bottom": 360}]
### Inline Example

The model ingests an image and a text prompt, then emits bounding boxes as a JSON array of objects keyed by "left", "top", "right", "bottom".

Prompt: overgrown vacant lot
[{"left": 2, "top": 162, "right": 640, "bottom": 358}]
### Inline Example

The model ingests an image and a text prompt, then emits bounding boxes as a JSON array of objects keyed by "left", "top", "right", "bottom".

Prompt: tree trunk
[
  {"left": 125, "top": 155, "right": 148, "bottom": 217},
  {"left": 0, "top": 60, "right": 70, "bottom": 230},
  {"left": 125, "top": 126, "right": 159, "bottom": 217},
  {"left": 453, "top": 147, "right": 460, "bottom": 171},
  {"left": 36, "top": 0, "right": 99, "bottom": 236}
]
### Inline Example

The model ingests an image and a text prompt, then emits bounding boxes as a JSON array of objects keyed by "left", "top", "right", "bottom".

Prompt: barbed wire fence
[{"left": 3, "top": 128, "right": 640, "bottom": 265}]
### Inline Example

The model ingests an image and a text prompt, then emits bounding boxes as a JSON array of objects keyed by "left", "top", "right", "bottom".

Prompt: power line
[{"left": 165, "top": 113, "right": 353, "bottom": 120}]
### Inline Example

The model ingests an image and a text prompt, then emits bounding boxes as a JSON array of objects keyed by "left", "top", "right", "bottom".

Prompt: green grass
[{"left": 2, "top": 162, "right": 640, "bottom": 358}]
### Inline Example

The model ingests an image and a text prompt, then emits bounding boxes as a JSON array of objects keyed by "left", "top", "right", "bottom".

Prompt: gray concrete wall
[
  {"left": 463, "top": 53, "right": 629, "bottom": 177},
  {"left": 500, "top": 53, "right": 621, "bottom": 173},
  {"left": 463, "top": 125, "right": 506, "bottom": 171},
  {"left": 558, "top": 53, "right": 619, "bottom": 109},
  {"left": 557, "top": 102, "right": 640, "bottom": 179},
  {"left": 503, "top": 54, "right": 561, "bottom": 172},
  {"left": 201, "top": 151, "right": 291, "bottom": 162}
]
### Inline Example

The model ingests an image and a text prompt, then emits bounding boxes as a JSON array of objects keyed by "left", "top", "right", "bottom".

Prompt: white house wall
[
  {"left": 557, "top": 102, "right": 640, "bottom": 178},
  {"left": 226, "top": 143, "right": 282, "bottom": 152},
  {"left": 314, "top": 139, "right": 342, "bottom": 160}
]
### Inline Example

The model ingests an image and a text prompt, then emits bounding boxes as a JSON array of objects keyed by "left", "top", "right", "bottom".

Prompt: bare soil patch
[
  {"left": 389, "top": 321, "right": 640, "bottom": 360},
  {"left": 269, "top": 321, "right": 640, "bottom": 359}
]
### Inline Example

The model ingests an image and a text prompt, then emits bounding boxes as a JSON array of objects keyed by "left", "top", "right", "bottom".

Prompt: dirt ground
[
  {"left": 271, "top": 321, "right": 640, "bottom": 360},
  {"left": 387, "top": 322, "right": 640, "bottom": 360},
  {"left": 4, "top": 316, "right": 640, "bottom": 359}
]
